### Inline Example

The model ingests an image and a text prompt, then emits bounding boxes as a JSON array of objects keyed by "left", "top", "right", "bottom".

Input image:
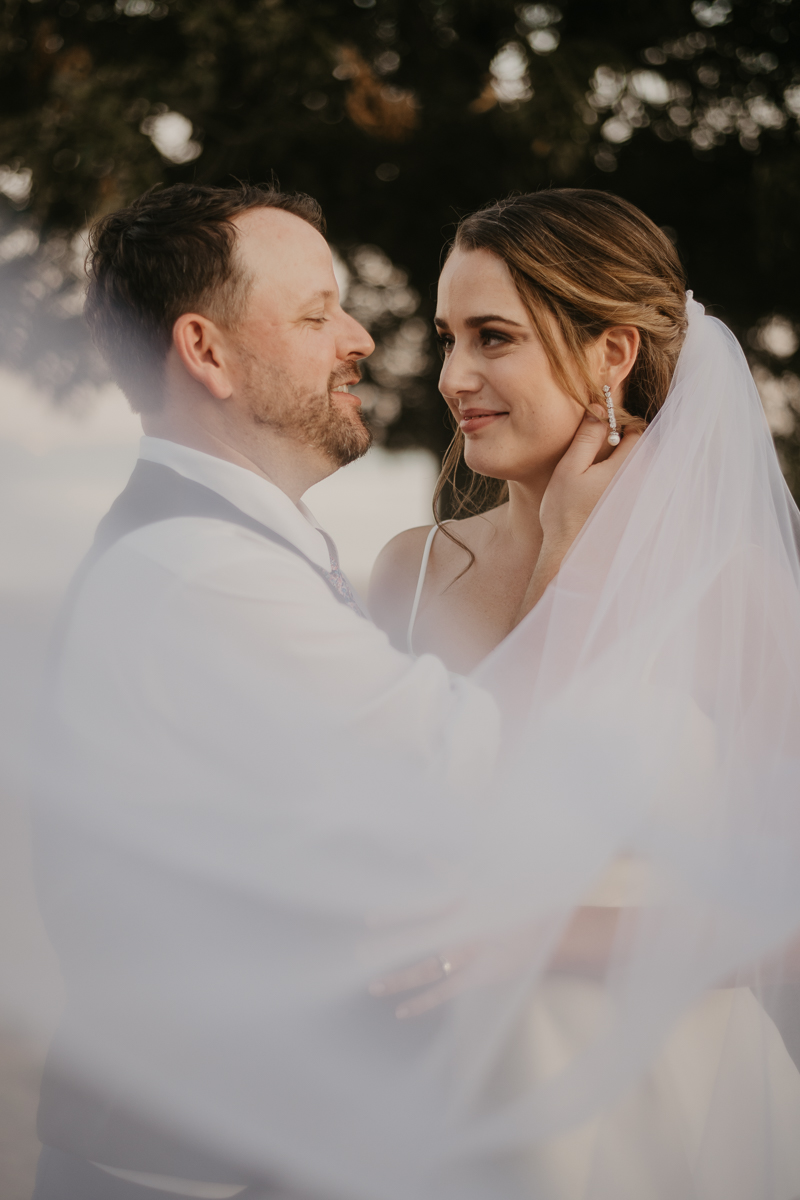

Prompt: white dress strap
[{"left": 407, "top": 524, "right": 444, "bottom": 657}]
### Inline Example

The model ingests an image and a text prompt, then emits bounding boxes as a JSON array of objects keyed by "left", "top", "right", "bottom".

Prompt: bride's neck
[{"left": 502, "top": 477, "right": 548, "bottom": 552}]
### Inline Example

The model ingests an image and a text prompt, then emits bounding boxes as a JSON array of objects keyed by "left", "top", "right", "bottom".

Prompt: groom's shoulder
[{"left": 85, "top": 513, "right": 317, "bottom": 601}]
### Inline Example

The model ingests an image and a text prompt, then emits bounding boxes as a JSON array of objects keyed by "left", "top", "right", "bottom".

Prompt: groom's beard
[{"left": 240, "top": 353, "right": 372, "bottom": 468}]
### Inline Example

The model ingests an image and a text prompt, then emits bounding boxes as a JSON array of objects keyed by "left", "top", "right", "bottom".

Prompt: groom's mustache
[{"left": 328, "top": 362, "right": 363, "bottom": 394}]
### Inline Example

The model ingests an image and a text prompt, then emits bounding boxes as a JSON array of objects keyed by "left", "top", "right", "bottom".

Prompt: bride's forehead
[{"left": 437, "top": 248, "right": 526, "bottom": 317}]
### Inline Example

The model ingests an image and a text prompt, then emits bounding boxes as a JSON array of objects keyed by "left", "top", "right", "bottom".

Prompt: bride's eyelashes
[
  {"left": 435, "top": 327, "right": 514, "bottom": 355},
  {"left": 479, "top": 327, "right": 513, "bottom": 349}
]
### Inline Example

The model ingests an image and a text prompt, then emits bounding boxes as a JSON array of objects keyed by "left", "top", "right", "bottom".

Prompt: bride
[
  {"left": 369, "top": 189, "right": 800, "bottom": 1198},
  {"left": 370, "top": 189, "right": 680, "bottom": 671}
]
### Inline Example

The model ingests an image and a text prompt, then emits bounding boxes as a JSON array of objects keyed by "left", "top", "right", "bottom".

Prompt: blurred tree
[{"left": 0, "top": 0, "right": 799, "bottom": 493}]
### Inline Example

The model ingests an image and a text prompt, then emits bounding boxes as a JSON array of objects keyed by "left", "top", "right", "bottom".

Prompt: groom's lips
[
  {"left": 459, "top": 408, "right": 509, "bottom": 433},
  {"left": 330, "top": 380, "right": 363, "bottom": 406}
]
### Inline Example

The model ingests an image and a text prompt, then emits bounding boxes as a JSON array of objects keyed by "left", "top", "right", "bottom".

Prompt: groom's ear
[{"left": 171, "top": 312, "right": 235, "bottom": 401}]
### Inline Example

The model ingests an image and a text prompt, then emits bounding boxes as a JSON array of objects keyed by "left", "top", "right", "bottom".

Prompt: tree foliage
[{"left": 1, "top": 0, "right": 799, "bottom": 490}]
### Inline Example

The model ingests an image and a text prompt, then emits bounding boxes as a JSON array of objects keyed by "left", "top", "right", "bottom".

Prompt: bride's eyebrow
[
  {"left": 433, "top": 314, "right": 524, "bottom": 329},
  {"left": 463, "top": 314, "right": 524, "bottom": 328}
]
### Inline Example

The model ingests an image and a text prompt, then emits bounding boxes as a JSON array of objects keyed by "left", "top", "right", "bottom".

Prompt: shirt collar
[{"left": 138, "top": 437, "right": 334, "bottom": 572}]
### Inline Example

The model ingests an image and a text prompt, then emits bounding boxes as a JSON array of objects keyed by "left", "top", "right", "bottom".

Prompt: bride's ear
[{"left": 597, "top": 325, "right": 640, "bottom": 390}]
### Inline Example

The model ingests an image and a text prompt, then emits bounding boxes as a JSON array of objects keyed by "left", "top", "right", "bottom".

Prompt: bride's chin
[
  {"left": 463, "top": 453, "right": 511, "bottom": 482},
  {"left": 464, "top": 440, "right": 554, "bottom": 483}
]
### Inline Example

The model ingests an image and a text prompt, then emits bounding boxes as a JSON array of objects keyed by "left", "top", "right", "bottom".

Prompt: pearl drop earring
[{"left": 603, "top": 384, "right": 620, "bottom": 446}]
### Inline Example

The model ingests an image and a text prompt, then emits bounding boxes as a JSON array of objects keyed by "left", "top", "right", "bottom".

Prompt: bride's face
[{"left": 436, "top": 248, "right": 587, "bottom": 483}]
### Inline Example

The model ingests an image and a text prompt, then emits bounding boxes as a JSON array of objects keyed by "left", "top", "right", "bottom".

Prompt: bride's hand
[
  {"left": 539, "top": 404, "right": 641, "bottom": 554},
  {"left": 514, "top": 407, "right": 641, "bottom": 624}
]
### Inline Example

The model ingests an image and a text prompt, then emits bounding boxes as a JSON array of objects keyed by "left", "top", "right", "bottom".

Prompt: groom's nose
[{"left": 337, "top": 311, "right": 374, "bottom": 361}]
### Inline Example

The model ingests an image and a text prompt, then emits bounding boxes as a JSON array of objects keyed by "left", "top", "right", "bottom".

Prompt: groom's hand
[
  {"left": 369, "top": 908, "right": 626, "bottom": 1019},
  {"left": 514, "top": 406, "right": 642, "bottom": 624},
  {"left": 368, "top": 944, "right": 481, "bottom": 1019}
]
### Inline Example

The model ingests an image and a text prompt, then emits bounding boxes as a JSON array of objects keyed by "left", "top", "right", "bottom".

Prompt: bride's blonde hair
[{"left": 434, "top": 188, "right": 688, "bottom": 524}]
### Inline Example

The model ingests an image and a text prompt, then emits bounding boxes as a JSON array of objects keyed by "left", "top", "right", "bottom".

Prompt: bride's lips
[{"left": 459, "top": 408, "right": 509, "bottom": 433}]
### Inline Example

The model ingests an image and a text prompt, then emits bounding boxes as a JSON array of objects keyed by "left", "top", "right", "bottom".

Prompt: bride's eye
[
  {"left": 436, "top": 332, "right": 454, "bottom": 354},
  {"left": 480, "top": 328, "right": 509, "bottom": 348}
]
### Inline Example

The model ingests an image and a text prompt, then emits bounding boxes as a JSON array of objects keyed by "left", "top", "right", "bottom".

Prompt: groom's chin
[{"left": 328, "top": 414, "right": 373, "bottom": 468}]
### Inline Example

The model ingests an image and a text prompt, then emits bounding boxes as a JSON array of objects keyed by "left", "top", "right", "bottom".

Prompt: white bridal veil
[{"left": 34, "top": 297, "right": 800, "bottom": 1199}]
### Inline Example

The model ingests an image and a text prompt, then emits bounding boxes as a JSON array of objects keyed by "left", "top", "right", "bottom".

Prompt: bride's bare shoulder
[
  {"left": 369, "top": 525, "right": 434, "bottom": 648},
  {"left": 369, "top": 510, "right": 503, "bottom": 647}
]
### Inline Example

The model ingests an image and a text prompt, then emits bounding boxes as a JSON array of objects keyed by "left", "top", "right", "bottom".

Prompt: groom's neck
[{"left": 141, "top": 395, "right": 336, "bottom": 504}]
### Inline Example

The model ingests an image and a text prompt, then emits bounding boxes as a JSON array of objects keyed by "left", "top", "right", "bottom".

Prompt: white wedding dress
[{"left": 522, "top": 857, "right": 800, "bottom": 1199}]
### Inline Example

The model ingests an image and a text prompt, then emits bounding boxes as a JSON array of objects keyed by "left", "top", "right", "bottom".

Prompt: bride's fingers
[
  {"left": 579, "top": 420, "right": 644, "bottom": 482},
  {"left": 593, "top": 427, "right": 642, "bottom": 480},
  {"left": 557, "top": 408, "right": 609, "bottom": 476},
  {"left": 608, "top": 427, "right": 642, "bottom": 463}
]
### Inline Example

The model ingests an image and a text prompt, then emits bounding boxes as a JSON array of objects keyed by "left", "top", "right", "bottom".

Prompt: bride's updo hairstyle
[{"left": 435, "top": 188, "right": 688, "bottom": 521}]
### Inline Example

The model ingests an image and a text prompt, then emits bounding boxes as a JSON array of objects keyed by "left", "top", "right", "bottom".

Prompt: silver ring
[{"left": 438, "top": 954, "right": 453, "bottom": 976}]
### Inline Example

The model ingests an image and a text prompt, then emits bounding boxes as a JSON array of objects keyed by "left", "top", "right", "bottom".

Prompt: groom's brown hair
[{"left": 84, "top": 182, "right": 325, "bottom": 413}]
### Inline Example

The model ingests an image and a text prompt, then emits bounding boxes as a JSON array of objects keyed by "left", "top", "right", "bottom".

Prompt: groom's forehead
[{"left": 231, "top": 207, "right": 333, "bottom": 301}]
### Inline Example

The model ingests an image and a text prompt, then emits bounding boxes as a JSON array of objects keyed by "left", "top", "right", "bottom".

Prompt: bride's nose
[{"left": 439, "top": 343, "right": 482, "bottom": 399}]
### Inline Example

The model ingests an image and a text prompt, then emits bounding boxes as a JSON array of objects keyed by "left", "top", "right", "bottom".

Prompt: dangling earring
[{"left": 603, "top": 384, "right": 621, "bottom": 446}]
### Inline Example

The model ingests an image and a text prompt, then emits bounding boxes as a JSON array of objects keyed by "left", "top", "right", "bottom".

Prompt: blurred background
[{"left": 1, "top": 0, "right": 800, "bottom": 1195}]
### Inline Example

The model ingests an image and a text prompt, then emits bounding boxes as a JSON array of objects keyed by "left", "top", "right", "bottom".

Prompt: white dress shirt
[
  {"left": 42, "top": 437, "right": 500, "bottom": 1198},
  {"left": 54, "top": 435, "right": 497, "bottom": 783},
  {"left": 140, "top": 436, "right": 334, "bottom": 574}
]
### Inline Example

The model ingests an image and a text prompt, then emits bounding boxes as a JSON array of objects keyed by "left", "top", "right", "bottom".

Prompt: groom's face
[{"left": 226, "top": 207, "right": 375, "bottom": 467}]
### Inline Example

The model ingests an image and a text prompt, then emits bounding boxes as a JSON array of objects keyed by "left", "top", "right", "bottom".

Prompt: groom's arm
[{"left": 369, "top": 907, "right": 626, "bottom": 1019}]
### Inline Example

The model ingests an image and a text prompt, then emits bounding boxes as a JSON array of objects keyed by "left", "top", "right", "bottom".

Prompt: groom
[{"left": 33, "top": 182, "right": 616, "bottom": 1200}]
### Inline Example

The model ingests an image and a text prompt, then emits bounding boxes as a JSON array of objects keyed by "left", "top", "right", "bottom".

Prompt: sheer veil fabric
[
  {"left": 460, "top": 295, "right": 800, "bottom": 1196},
  {"left": 34, "top": 297, "right": 800, "bottom": 1199}
]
